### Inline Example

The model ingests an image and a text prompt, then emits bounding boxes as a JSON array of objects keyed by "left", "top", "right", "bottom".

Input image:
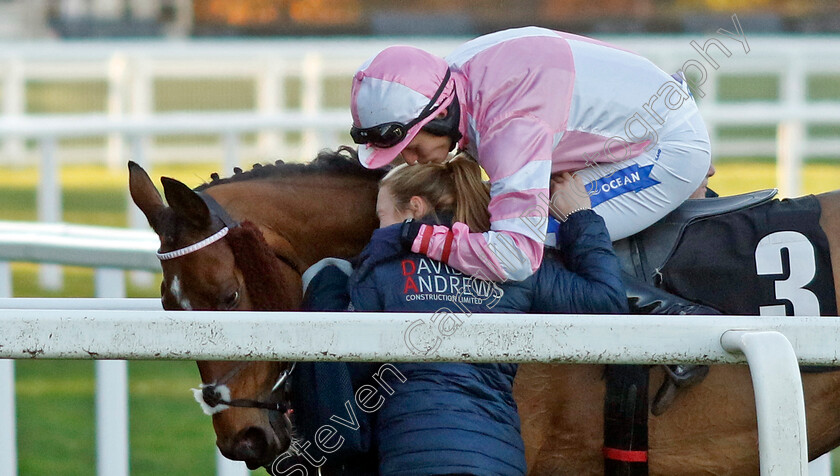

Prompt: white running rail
[{"left": 0, "top": 306, "right": 837, "bottom": 475}]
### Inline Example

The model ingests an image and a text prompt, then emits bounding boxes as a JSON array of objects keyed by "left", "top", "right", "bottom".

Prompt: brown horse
[
  {"left": 128, "top": 151, "right": 840, "bottom": 475},
  {"left": 129, "top": 152, "right": 383, "bottom": 469}
]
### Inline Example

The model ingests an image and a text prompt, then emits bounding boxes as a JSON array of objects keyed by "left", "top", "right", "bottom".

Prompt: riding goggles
[{"left": 350, "top": 68, "right": 451, "bottom": 149}]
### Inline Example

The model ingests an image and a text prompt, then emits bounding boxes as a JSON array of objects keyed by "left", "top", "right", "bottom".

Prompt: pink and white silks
[{"left": 362, "top": 27, "right": 711, "bottom": 282}]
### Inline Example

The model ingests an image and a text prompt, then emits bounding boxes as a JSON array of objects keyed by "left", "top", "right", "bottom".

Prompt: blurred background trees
[{"left": 1, "top": 0, "right": 837, "bottom": 39}]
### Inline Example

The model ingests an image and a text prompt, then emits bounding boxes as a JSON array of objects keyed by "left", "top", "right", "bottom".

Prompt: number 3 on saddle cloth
[
  {"left": 604, "top": 190, "right": 837, "bottom": 476},
  {"left": 637, "top": 191, "right": 837, "bottom": 317}
]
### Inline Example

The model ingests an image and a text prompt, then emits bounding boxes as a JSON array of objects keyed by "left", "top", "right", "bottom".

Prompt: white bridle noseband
[{"left": 156, "top": 226, "right": 230, "bottom": 261}]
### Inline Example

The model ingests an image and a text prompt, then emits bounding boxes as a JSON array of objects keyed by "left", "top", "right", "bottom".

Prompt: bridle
[
  {"left": 198, "top": 361, "right": 297, "bottom": 414},
  {"left": 156, "top": 192, "right": 303, "bottom": 414},
  {"left": 155, "top": 192, "right": 304, "bottom": 276}
]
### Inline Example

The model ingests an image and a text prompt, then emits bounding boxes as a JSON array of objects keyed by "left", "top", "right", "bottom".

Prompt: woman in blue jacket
[
  {"left": 349, "top": 154, "right": 626, "bottom": 476},
  {"left": 295, "top": 151, "right": 627, "bottom": 476}
]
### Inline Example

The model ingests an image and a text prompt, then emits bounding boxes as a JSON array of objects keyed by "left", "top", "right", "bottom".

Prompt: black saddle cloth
[{"left": 615, "top": 191, "right": 836, "bottom": 316}]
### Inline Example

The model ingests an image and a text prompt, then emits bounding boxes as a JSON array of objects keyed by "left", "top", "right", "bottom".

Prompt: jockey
[
  {"left": 298, "top": 153, "right": 627, "bottom": 476},
  {"left": 350, "top": 26, "right": 712, "bottom": 282}
]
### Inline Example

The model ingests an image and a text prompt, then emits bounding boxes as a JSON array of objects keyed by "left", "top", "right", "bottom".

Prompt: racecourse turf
[{"left": 2, "top": 160, "right": 840, "bottom": 475}]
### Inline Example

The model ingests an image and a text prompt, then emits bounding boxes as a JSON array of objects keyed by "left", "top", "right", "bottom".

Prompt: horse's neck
[{"left": 209, "top": 175, "right": 379, "bottom": 266}]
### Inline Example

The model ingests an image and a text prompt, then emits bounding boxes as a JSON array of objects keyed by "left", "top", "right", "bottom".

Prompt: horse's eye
[{"left": 222, "top": 290, "right": 240, "bottom": 310}]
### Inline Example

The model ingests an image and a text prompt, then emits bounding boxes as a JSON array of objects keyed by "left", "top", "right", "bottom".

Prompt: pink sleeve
[
  {"left": 410, "top": 219, "right": 545, "bottom": 283},
  {"left": 413, "top": 221, "right": 546, "bottom": 282},
  {"left": 409, "top": 116, "right": 554, "bottom": 282},
  {"left": 407, "top": 36, "right": 572, "bottom": 282}
]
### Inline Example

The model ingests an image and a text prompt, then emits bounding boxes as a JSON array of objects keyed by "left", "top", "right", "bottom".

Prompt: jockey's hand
[{"left": 550, "top": 172, "right": 592, "bottom": 221}]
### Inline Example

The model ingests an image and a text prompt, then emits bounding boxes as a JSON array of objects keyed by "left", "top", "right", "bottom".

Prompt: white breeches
[{"left": 572, "top": 110, "right": 712, "bottom": 241}]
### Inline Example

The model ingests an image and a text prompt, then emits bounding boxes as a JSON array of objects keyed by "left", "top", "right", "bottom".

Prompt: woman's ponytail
[
  {"left": 447, "top": 154, "right": 491, "bottom": 232},
  {"left": 380, "top": 152, "right": 490, "bottom": 231}
]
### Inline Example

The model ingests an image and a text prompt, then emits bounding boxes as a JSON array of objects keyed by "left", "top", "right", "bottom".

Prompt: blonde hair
[{"left": 380, "top": 153, "right": 491, "bottom": 232}]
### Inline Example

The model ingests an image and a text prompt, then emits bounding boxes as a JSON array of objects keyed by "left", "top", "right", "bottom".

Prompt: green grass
[
  {"left": 16, "top": 361, "right": 96, "bottom": 474},
  {"left": 26, "top": 80, "right": 108, "bottom": 114},
  {"left": 129, "top": 361, "right": 218, "bottom": 475},
  {"left": 718, "top": 75, "right": 779, "bottom": 102},
  {"left": 7, "top": 261, "right": 221, "bottom": 475},
  {"left": 155, "top": 78, "right": 256, "bottom": 112},
  {"left": 14, "top": 360, "right": 218, "bottom": 475}
]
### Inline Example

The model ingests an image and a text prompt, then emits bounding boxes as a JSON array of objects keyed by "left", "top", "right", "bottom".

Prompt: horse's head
[{"left": 128, "top": 161, "right": 302, "bottom": 469}]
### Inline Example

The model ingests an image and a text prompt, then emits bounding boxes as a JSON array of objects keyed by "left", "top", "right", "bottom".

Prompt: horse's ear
[
  {"left": 160, "top": 176, "right": 212, "bottom": 229},
  {"left": 128, "top": 161, "right": 166, "bottom": 232}
]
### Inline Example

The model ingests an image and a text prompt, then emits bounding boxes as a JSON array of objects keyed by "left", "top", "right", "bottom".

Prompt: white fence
[
  {"left": 0, "top": 303, "right": 836, "bottom": 476},
  {"left": 0, "top": 221, "right": 836, "bottom": 475}
]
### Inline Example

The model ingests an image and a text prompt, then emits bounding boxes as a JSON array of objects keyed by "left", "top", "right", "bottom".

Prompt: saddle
[
  {"left": 613, "top": 189, "right": 778, "bottom": 285},
  {"left": 603, "top": 189, "right": 778, "bottom": 476}
]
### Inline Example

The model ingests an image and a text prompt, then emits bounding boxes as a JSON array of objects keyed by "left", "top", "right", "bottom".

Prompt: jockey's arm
[{"left": 408, "top": 115, "right": 556, "bottom": 282}]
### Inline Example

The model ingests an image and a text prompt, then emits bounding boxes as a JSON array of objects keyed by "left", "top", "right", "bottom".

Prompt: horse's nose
[{"left": 229, "top": 426, "right": 269, "bottom": 466}]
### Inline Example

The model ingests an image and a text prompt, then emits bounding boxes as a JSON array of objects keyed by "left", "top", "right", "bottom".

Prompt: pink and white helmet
[{"left": 350, "top": 46, "right": 455, "bottom": 169}]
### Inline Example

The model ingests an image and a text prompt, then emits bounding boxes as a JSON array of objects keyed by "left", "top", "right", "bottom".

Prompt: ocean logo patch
[{"left": 586, "top": 163, "right": 660, "bottom": 207}]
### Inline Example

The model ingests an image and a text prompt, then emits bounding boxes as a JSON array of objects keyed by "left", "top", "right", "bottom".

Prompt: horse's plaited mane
[{"left": 194, "top": 146, "right": 386, "bottom": 192}]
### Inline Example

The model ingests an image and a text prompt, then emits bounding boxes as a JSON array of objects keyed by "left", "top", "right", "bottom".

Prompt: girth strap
[{"left": 604, "top": 365, "right": 649, "bottom": 476}]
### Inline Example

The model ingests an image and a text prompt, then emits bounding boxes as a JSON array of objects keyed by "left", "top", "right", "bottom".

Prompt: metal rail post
[
  {"left": 37, "top": 137, "right": 62, "bottom": 290},
  {"left": 721, "top": 330, "right": 808, "bottom": 475},
  {"left": 94, "top": 269, "right": 129, "bottom": 476}
]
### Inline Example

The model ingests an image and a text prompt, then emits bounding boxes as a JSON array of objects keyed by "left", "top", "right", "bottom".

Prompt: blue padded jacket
[{"left": 346, "top": 210, "right": 627, "bottom": 476}]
